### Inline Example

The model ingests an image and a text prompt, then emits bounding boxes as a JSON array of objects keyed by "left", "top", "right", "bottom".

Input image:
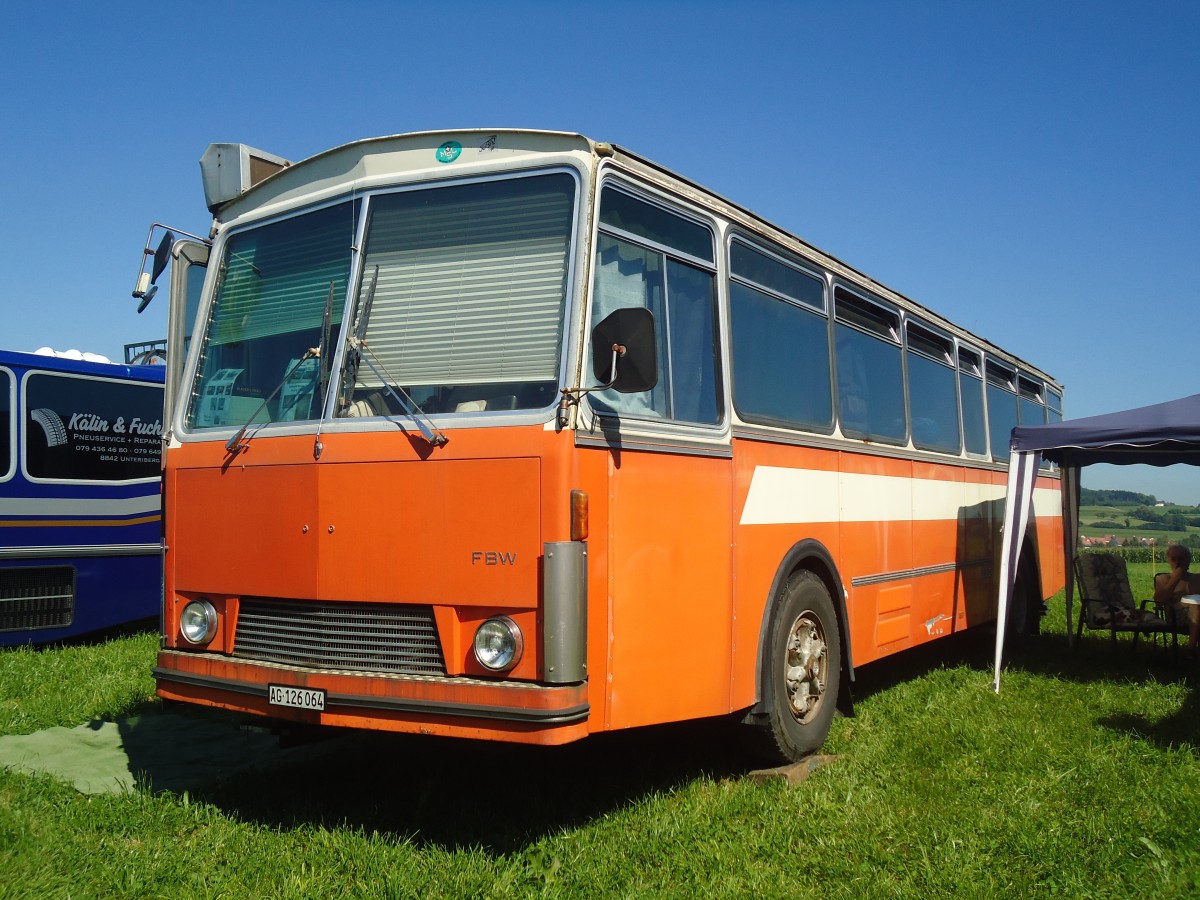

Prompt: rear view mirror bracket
[
  {"left": 132, "top": 223, "right": 211, "bottom": 312},
  {"left": 557, "top": 307, "right": 658, "bottom": 428}
]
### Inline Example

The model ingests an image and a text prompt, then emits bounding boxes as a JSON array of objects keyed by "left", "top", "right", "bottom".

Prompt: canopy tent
[{"left": 993, "top": 393, "right": 1200, "bottom": 691}]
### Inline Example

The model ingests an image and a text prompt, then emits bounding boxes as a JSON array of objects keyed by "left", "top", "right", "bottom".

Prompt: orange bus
[{"left": 141, "top": 130, "right": 1064, "bottom": 764}]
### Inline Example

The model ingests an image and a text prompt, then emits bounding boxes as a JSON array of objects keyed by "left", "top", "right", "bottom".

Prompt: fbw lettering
[{"left": 472, "top": 551, "right": 517, "bottom": 566}]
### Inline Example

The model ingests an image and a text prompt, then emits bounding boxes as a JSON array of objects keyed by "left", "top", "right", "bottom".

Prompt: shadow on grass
[
  {"left": 108, "top": 617, "right": 1196, "bottom": 850},
  {"left": 158, "top": 627, "right": 1072, "bottom": 849},
  {"left": 845, "top": 627, "right": 997, "bottom": 702},
  {"left": 1098, "top": 690, "right": 1200, "bottom": 752},
  {"left": 122, "top": 709, "right": 749, "bottom": 854},
  {"left": 834, "top": 610, "right": 1194, "bottom": 709},
  {"left": 1002, "top": 618, "right": 1200, "bottom": 753},
  {"left": 163, "top": 631, "right": 1020, "bottom": 850},
  {"left": 1003, "top": 625, "right": 1197, "bottom": 687}
]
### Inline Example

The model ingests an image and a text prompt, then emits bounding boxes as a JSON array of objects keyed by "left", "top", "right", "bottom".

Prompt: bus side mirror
[
  {"left": 591, "top": 307, "right": 658, "bottom": 394},
  {"left": 133, "top": 229, "right": 177, "bottom": 312}
]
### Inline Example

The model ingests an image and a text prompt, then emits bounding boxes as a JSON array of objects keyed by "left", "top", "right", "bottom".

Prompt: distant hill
[{"left": 1080, "top": 488, "right": 1159, "bottom": 507}]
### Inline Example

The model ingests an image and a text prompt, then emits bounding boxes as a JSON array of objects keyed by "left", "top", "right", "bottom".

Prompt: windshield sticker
[
  {"left": 435, "top": 141, "right": 462, "bottom": 164},
  {"left": 194, "top": 368, "right": 244, "bottom": 427}
]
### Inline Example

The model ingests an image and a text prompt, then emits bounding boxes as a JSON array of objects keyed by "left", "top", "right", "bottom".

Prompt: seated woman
[{"left": 1154, "top": 544, "right": 1200, "bottom": 658}]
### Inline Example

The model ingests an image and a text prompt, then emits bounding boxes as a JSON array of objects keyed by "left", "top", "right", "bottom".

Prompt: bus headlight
[
  {"left": 473, "top": 617, "right": 523, "bottom": 671},
  {"left": 180, "top": 599, "right": 218, "bottom": 645}
]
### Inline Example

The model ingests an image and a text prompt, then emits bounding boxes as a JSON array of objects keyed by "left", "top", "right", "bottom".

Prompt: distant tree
[
  {"left": 1133, "top": 507, "right": 1164, "bottom": 524},
  {"left": 1081, "top": 488, "right": 1158, "bottom": 506}
]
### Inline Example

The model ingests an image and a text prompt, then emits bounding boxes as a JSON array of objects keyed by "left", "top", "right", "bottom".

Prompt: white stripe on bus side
[
  {"left": 739, "top": 466, "right": 1060, "bottom": 526},
  {"left": 0, "top": 494, "right": 161, "bottom": 518}
]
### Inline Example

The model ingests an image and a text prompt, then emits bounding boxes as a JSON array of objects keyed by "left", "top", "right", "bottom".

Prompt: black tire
[{"left": 742, "top": 570, "right": 841, "bottom": 766}]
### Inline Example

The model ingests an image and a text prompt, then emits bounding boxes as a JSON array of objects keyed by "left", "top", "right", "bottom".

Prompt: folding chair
[{"left": 1074, "top": 553, "right": 1170, "bottom": 653}]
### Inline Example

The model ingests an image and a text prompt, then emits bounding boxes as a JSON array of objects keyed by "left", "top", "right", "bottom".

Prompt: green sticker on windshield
[{"left": 436, "top": 141, "right": 462, "bottom": 164}]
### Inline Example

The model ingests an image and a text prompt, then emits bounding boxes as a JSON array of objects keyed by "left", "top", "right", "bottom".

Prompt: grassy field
[
  {"left": 1078, "top": 504, "right": 1196, "bottom": 548},
  {"left": 2, "top": 574, "right": 1199, "bottom": 898}
]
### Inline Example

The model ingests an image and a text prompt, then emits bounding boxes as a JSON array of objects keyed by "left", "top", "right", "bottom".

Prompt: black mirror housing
[
  {"left": 591, "top": 307, "right": 658, "bottom": 394},
  {"left": 151, "top": 231, "right": 176, "bottom": 284}
]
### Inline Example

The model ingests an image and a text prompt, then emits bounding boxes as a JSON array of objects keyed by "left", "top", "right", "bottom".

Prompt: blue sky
[{"left": 3, "top": 1, "right": 1197, "bottom": 501}]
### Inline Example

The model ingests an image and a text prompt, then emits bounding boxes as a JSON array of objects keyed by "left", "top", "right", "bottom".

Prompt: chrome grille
[
  {"left": 0, "top": 566, "right": 75, "bottom": 632},
  {"left": 234, "top": 598, "right": 446, "bottom": 675}
]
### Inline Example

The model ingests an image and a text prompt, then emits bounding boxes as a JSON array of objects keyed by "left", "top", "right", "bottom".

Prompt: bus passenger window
[
  {"left": 590, "top": 187, "right": 720, "bottom": 425},
  {"left": 728, "top": 241, "right": 832, "bottom": 432},
  {"left": 906, "top": 323, "right": 960, "bottom": 454},
  {"left": 1018, "top": 375, "right": 1046, "bottom": 426},
  {"left": 986, "top": 361, "right": 1018, "bottom": 461},
  {"left": 0, "top": 370, "right": 10, "bottom": 478},
  {"left": 664, "top": 260, "right": 719, "bottom": 424},
  {"left": 591, "top": 236, "right": 668, "bottom": 417},
  {"left": 959, "top": 349, "right": 987, "bottom": 455},
  {"left": 834, "top": 289, "right": 905, "bottom": 444},
  {"left": 1047, "top": 387, "right": 1063, "bottom": 424}
]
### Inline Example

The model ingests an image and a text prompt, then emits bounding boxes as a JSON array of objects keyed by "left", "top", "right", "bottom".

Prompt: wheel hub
[{"left": 785, "top": 614, "right": 827, "bottom": 721}]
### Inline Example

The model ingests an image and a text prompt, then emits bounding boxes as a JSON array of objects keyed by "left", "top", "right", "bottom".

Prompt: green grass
[{"left": 2, "top": 598, "right": 1199, "bottom": 898}]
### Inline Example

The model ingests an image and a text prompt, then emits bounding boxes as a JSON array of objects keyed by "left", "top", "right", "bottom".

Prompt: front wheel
[{"left": 742, "top": 570, "right": 841, "bottom": 766}]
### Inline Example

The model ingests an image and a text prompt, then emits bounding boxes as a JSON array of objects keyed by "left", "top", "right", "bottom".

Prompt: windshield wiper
[
  {"left": 224, "top": 350, "right": 320, "bottom": 456},
  {"left": 341, "top": 265, "right": 379, "bottom": 406},
  {"left": 343, "top": 265, "right": 447, "bottom": 447},
  {"left": 311, "top": 283, "right": 336, "bottom": 459}
]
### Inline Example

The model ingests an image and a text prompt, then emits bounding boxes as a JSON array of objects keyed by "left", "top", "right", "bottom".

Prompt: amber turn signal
[{"left": 570, "top": 489, "right": 589, "bottom": 541}]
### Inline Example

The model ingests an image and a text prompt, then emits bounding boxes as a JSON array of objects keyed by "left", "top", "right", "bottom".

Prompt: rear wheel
[{"left": 743, "top": 570, "right": 841, "bottom": 766}]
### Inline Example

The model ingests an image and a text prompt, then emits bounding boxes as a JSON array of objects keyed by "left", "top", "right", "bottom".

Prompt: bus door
[{"left": 583, "top": 181, "right": 732, "bottom": 730}]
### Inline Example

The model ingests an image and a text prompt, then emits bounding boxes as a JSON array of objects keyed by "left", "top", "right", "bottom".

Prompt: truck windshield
[{"left": 337, "top": 172, "right": 575, "bottom": 418}]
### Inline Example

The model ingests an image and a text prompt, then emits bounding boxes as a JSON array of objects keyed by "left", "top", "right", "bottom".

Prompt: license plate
[{"left": 268, "top": 684, "right": 326, "bottom": 711}]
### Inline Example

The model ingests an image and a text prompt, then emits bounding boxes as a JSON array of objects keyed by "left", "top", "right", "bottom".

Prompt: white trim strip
[
  {"left": 0, "top": 495, "right": 161, "bottom": 518},
  {"left": 739, "top": 465, "right": 1059, "bottom": 526},
  {"left": 0, "top": 543, "right": 163, "bottom": 559}
]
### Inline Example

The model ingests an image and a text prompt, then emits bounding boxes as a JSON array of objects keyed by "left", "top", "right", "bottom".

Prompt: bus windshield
[
  {"left": 339, "top": 172, "right": 575, "bottom": 417},
  {"left": 185, "top": 171, "right": 576, "bottom": 431},
  {"left": 187, "top": 199, "right": 358, "bottom": 430}
]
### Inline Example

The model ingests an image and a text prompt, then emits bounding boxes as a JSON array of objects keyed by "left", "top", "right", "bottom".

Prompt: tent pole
[{"left": 1063, "top": 467, "right": 1080, "bottom": 649}]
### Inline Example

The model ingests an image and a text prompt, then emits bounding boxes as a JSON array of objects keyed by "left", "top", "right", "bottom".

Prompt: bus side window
[
  {"left": 728, "top": 241, "right": 832, "bottom": 433},
  {"left": 664, "top": 259, "right": 719, "bottom": 424},
  {"left": 590, "top": 236, "right": 668, "bottom": 417},
  {"left": 986, "top": 360, "right": 1018, "bottom": 461},
  {"left": 0, "top": 369, "right": 11, "bottom": 479},
  {"left": 959, "top": 348, "right": 987, "bottom": 456},
  {"left": 834, "top": 288, "right": 905, "bottom": 444},
  {"left": 906, "top": 322, "right": 960, "bottom": 454},
  {"left": 589, "top": 187, "right": 720, "bottom": 425}
]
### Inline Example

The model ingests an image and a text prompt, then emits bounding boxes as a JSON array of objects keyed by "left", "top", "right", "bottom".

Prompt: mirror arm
[
  {"left": 132, "top": 222, "right": 212, "bottom": 306},
  {"left": 557, "top": 343, "right": 626, "bottom": 429}
]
